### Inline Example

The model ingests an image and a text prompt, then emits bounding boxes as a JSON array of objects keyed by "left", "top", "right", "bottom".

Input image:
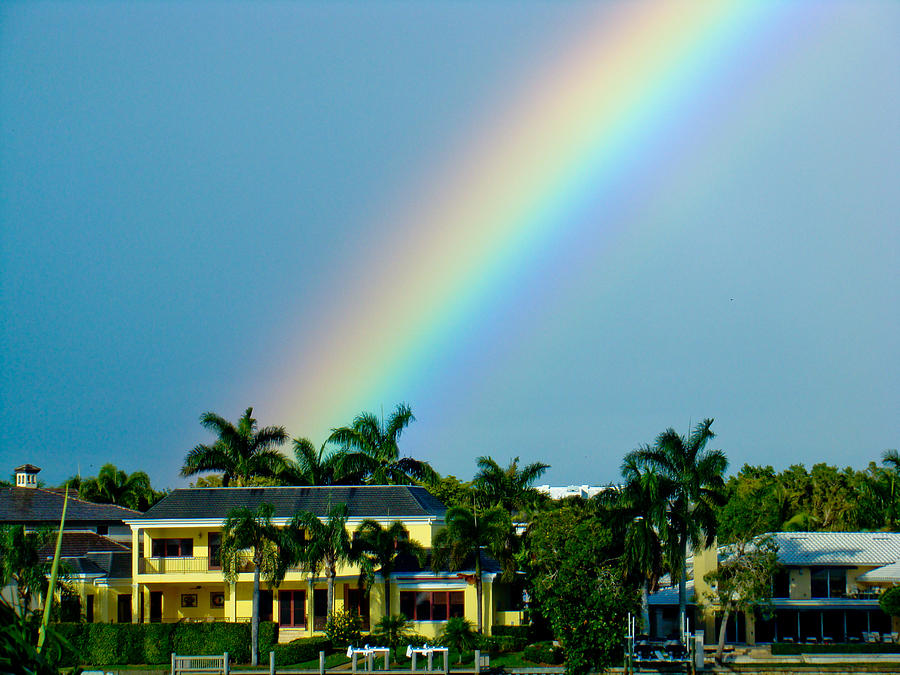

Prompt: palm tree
[
  {"left": 627, "top": 419, "right": 727, "bottom": 636},
  {"left": 327, "top": 403, "right": 437, "bottom": 485},
  {"left": 221, "top": 503, "right": 284, "bottom": 666},
  {"left": 78, "top": 463, "right": 154, "bottom": 510},
  {"left": 181, "top": 407, "right": 288, "bottom": 487},
  {"left": 472, "top": 455, "right": 549, "bottom": 516},
  {"left": 280, "top": 503, "right": 359, "bottom": 618},
  {"left": 372, "top": 614, "right": 414, "bottom": 662},
  {"left": 0, "top": 526, "right": 54, "bottom": 616},
  {"left": 353, "top": 520, "right": 424, "bottom": 616},
  {"left": 278, "top": 437, "right": 347, "bottom": 486},
  {"left": 439, "top": 617, "right": 477, "bottom": 664},
  {"left": 597, "top": 456, "right": 667, "bottom": 633},
  {"left": 882, "top": 449, "right": 900, "bottom": 529},
  {"left": 431, "top": 505, "right": 511, "bottom": 633}
]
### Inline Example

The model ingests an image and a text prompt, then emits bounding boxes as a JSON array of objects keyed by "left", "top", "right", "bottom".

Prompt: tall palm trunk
[
  {"left": 383, "top": 577, "right": 391, "bottom": 617},
  {"left": 252, "top": 562, "right": 261, "bottom": 666},
  {"left": 678, "top": 537, "right": 687, "bottom": 639},
  {"left": 326, "top": 560, "right": 336, "bottom": 618},
  {"left": 640, "top": 581, "right": 650, "bottom": 635},
  {"left": 474, "top": 550, "right": 483, "bottom": 633}
]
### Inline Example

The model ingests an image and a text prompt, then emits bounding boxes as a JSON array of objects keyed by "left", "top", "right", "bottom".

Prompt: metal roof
[
  {"left": 767, "top": 532, "right": 900, "bottom": 566},
  {"left": 857, "top": 561, "right": 900, "bottom": 583},
  {"left": 138, "top": 485, "right": 447, "bottom": 521}
]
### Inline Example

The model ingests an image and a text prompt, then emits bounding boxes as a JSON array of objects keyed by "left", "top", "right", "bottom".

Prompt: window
[
  {"left": 810, "top": 568, "right": 846, "bottom": 598},
  {"left": 151, "top": 538, "right": 193, "bottom": 557},
  {"left": 208, "top": 533, "right": 222, "bottom": 569},
  {"left": 181, "top": 594, "right": 198, "bottom": 608},
  {"left": 86, "top": 595, "right": 94, "bottom": 623},
  {"left": 772, "top": 570, "right": 791, "bottom": 598},
  {"left": 399, "top": 591, "right": 464, "bottom": 621},
  {"left": 117, "top": 594, "right": 132, "bottom": 624},
  {"left": 345, "top": 586, "right": 370, "bottom": 630},
  {"left": 279, "top": 590, "right": 306, "bottom": 628}
]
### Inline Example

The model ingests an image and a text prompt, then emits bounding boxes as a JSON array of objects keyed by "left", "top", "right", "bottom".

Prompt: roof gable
[{"left": 138, "top": 485, "right": 447, "bottom": 521}]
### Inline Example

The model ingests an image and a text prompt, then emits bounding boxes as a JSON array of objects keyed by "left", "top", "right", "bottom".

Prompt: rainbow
[{"left": 260, "top": 1, "right": 837, "bottom": 440}]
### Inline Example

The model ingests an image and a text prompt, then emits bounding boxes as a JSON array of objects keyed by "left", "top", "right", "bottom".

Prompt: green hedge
[
  {"left": 50, "top": 621, "right": 278, "bottom": 666},
  {"left": 771, "top": 643, "right": 900, "bottom": 655},
  {"left": 524, "top": 641, "right": 564, "bottom": 665},
  {"left": 492, "top": 625, "right": 530, "bottom": 640},
  {"left": 273, "top": 636, "right": 332, "bottom": 666},
  {"left": 476, "top": 634, "right": 526, "bottom": 654}
]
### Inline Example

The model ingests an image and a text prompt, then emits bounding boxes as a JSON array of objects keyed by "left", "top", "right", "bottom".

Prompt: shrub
[
  {"left": 141, "top": 623, "right": 175, "bottom": 664},
  {"left": 477, "top": 634, "right": 525, "bottom": 654},
  {"left": 83, "top": 623, "right": 142, "bottom": 666},
  {"left": 325, "top": 608, "right": 363, "bottom": 647},
  {"left": 259, "top": 621, "right": 279, "bottom": 655},
  {"left": 273, "top": 636, "right": 332, "bottom": 666},
  {"left": 881, "top": 586, "right": 900, "bottom": 617},
  {"left": 440, "top": 617, "right": 477, "bottom": 664},
  {"left": 172, "top": 622, "right": 250, "bottom": 663},
  {"left": 492, "top": 625, "right": 530, "bottom": 640},
  {"left": 524, "top": 641, "right": 564, "bottom": 665}
]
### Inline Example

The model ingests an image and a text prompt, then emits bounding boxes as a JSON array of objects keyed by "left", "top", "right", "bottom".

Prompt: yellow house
[
  {"left": 690, "top": 532, "right": 900, "bottom": 644},
  {"left": 123, "top": 486, "right": 523, "bottom": 640}
]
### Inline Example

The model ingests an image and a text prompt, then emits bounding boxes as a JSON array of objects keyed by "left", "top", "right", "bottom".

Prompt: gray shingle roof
[
  {"left": 768, "top": 532, "right": 900, "bottom": 566},
  {"left": 138, "top": 486, "right": 447, "bottom": 521},
  {"left": 0, "top": 488, "right": 141, "bottom": 524}
]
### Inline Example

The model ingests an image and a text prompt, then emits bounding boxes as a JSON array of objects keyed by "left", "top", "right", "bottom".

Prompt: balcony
[{"left": 138, "top": 556, "right": 305, "bottom": 575}]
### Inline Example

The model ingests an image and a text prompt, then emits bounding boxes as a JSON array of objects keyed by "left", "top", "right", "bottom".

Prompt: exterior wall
[{"left": 128, "top": 518, "right": 521, "bottom": 635}]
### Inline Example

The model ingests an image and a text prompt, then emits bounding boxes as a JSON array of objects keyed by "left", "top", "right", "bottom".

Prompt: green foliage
[
  {"left": 524, "top": 506, "right": 637, "bottom": 675},
  {"left": 491, "top": 625, "right": 531, "bottom": 640},
  {"left": 47, "top": 621, "right": 276, "bottom": 666},
  {"left": 0, "top": 525, "right": 54, "bottom": 615},
  {"left": 476, "top": 634, "right": 524, "bottom": 653},
  {"left": 371, "top": 614, "right": 414, "bottom": 660},
  {"left": 353, "top": 519, "right": 423, "bottom": 615},
  {"left": 181, "top": 406, "right": 289, "bottom": 487},
  {"left": 0, "top": 598, "right": 76, "bottom": 674},
  {"left": 432, "top": 505, "right": 513, "bottom": 631},
  {"left": 523, "top": 641, "right": 564, "bottom": 665},
  {"left": 880, "top": 586, "right": 900, "bottom": 617},
  {"left": 473, "top": 455, "right": 549, "bottom": 515},
  {"left": 424, "top": 475, "right": 475, "bottom": 508},
  {"left": 439, "top": 617, "right": 477, "bottom": 663},
  {"left": 326, "top": 403, "right": 436, "bottom": 485},
  {"left": 272, "top": 636, "right": 332, "bottom": 667},
  {"left": 77, "top": 463, "right": 163, "bottom": 511},
  {"left": 325, "top": 608, "right": 363, "bottom": 647},
  {"left": 704, "top": 535, "right": 780, "bottom": 661},
  {"left": 172, "top": 621, "right": 251, "bottom": 663},
  {"left": 82, "top": 623, "right": 142, "bottom": 666}
]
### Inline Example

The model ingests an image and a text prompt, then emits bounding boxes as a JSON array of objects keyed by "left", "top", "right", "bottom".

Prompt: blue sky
[{"left": 1, "top": 1, "right": 897, "bottom": 490}]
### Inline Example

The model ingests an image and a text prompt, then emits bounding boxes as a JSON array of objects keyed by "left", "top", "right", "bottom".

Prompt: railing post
[
  {"left": 443, "top": 649, "right": 448, "bottom": 674},
  {"left": 428, "top": 651, "right": 433, "bottom": 672},
  {"left": 352, "top": 650, "right": 358, "bottom": 673},
  {"left": 224, "top": 651, "right": 230, "bottom": 675},
  {"left": 384, "top": 649, "right": 389, "bottom": 671},
  {"left": 474, "top": 650, "right": 480, "bottom": 675},
  {"left": 320, "top": 650, "right": 326, "bottom": 675},
  {"left": 171, "top": 652, "right": 176, "bottom": 675},
  {"left": 270, "top": 650, "right": 275, "bottom": 675}
]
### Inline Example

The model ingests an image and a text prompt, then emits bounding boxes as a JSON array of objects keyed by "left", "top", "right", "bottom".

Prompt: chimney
[{"left": 15, "top": 464, "right": 41, "bottom": 488}]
